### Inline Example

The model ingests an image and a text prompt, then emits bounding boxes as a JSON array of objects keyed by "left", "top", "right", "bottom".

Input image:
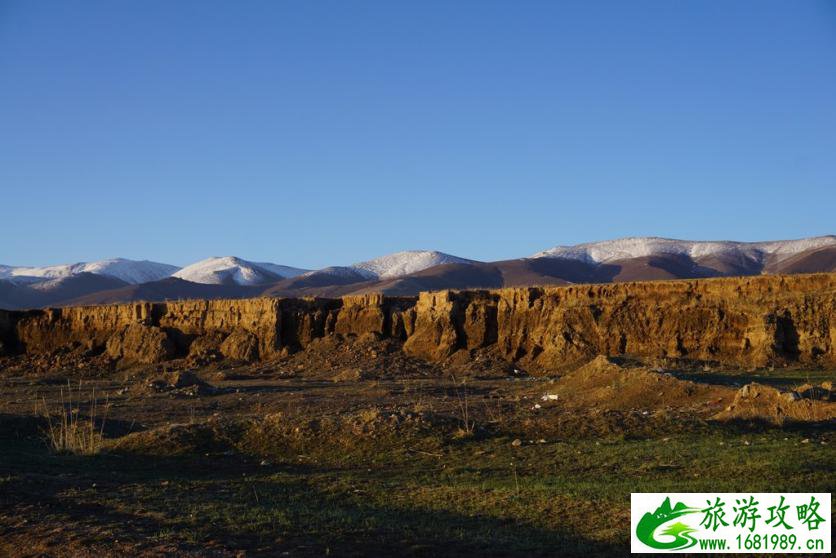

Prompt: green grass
[{"left": 2, "top": 425, "right": 832, "bottom": 556}]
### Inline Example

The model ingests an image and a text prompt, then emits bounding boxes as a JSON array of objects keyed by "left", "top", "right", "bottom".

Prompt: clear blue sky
[{"left": 1, "top": 1, "right": 834, "bottom": 268}]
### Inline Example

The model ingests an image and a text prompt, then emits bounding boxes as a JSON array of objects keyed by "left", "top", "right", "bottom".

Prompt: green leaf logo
[{"left": 636, "top": 497, "right": 700, "bottom": 550}]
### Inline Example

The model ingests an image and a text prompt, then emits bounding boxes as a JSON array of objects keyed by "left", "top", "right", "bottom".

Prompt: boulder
[
  {"left": 106, "top": 323, "right": 174, "bottom": 364},
  {"left": 187, "top": 332, "right": 226, "bottom": 363},
  {"left": 220, "top": 328, "right": 259, "bottom": 362}
]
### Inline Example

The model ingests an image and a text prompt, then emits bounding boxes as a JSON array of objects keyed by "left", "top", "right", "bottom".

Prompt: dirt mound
[
  {"left": 554, "top": 355, "right": 731, "bottom": 413},
  {"left": 715, "top": 382, "right": 836, "bottom": 425},
  {"left": 572, "top": 355, "right": 627, "bottom": 377},
  {"left": 107, "top": 407, "right": 455, "bottom": 459},
  {"left": 250, "top": 407, "right": 454, "bottom": 440},
  {"left": 235, "top": 407, "right": 457, "bottom": 462},
  {"left": 107, "top": 419, "right": 241, "bottom": 455}
]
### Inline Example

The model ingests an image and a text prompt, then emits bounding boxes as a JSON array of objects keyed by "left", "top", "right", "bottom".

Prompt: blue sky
[{"left": 1, "top": 1, "right": 834, "bottom": 268}]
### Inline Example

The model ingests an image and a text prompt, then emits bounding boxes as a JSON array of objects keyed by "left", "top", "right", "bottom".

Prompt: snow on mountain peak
[
  {"left": 252, "top": 261, "right": 310, "bottom": 280},
  {"left": 172, "top": 257, "right": 307, "bottom": 286},
  {"left": 351, "top": 250, "right": 475, "bottom": 279},
  {"left": 532, "top": 236, "right": 836, "bottom": 264},
  {"left": 0, "top": 258, "right": 179, "bottom": 284}
]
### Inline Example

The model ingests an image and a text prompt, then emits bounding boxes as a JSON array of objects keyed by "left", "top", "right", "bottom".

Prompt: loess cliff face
[{"left": 0, "top": 273, "right": 833, "bottom": 371}]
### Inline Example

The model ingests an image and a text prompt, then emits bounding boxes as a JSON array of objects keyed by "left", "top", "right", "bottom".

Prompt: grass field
[
  {"left": 0, "top": 362, "right": 833, "bottom": 556},
  {"left": 2, "top": 426, "right": 833, "bottom": 556}
]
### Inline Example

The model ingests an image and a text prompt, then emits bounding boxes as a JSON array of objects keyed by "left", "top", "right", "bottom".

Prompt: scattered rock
[
  {"left": 170, "top": 370, "right": 205, "bottom": 389},
  {"left": 332, "top": 367, "right": 368, "bottom": 382},
  {"left": 146, "top": 370, "right": 220, "bottom": 396},
  {"left": 795, "top": 384, "right": 833, "bottom": 402}
]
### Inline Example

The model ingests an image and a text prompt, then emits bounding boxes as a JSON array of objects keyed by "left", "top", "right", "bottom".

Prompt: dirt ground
[{"left": 1, "top": 336, "right": 834, "bottom": 557}]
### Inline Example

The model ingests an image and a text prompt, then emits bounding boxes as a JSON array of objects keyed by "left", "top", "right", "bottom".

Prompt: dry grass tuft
[
  {"left": 41, "top": 381, "right": 109, "bottom": 455},
  {"left": 451, "top": 374, "right": 476, "bottom": 437}
]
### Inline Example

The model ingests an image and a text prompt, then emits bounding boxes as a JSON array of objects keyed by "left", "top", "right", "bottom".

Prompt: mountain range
[{"left": 1, "top": 236, "right": 834, "bottom": 309}]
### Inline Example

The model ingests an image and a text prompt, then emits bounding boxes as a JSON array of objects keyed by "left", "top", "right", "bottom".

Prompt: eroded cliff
[{"left": 1, "top": 273, "right": 833, "bottom": 371}]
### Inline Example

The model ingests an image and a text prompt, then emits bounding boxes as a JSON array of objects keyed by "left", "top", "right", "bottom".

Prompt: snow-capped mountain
[
  {"left": 0, "top": 258, "right": 179, "bottom": 285},
  {"left": 172, "top": 257, "right": 308, "bottom": 286},
  {"left": 350, "top": 250, "right": 475, "bottom": 279},
  {"left": 289, "top": 251, "right": 475, "bottom": 288},
  {"left": 296, "top": 251, "right": 474, "bottom": 282},
  {"left": 1, "top": 237, "right": 833, "bottom": 309},
  {"left": 532, "top": 236, "right": 836, "bottom": 265},
  {"left": 253, "top": 262, "right": 311, "bottom": 280}
]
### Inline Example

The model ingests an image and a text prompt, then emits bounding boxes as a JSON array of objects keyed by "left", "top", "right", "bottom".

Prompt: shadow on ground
[{"left": 0, "top": 433, "right": 622, "bottom": 557}]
